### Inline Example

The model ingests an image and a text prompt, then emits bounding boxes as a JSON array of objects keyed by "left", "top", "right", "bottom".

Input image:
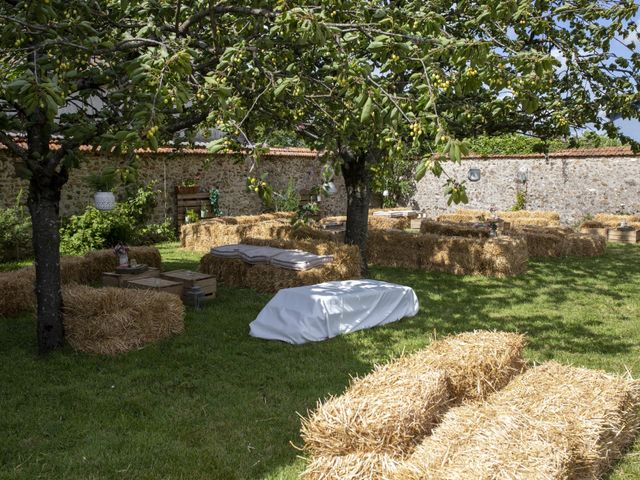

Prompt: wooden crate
[
  {"left": 127, "top": 277, "right": 183, "bottom": 296},
  {"left": 580, "top": 227, "right": 608, "bottom": 238},
  {"left": 102, "top": 267, "right": 160, "bottom": 288},
  {"left": 160, "top": 269, "right": 217, "bottom": 301},
  {"left": 608, "top": 229, "right": 639, "bottom": 244},
  {"left": 410, "top": 218, "right": 423, "bottom": 229}
]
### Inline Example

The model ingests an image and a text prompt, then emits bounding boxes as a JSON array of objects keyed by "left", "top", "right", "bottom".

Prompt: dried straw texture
[
  {"left": 367, "top": 230, "right": 528, "bottom": 277},
  {"left": 62, "top": 285, "right": 184, "bottom": 355},
  {"left": 0, "top": 267, "right": 35, "bottom": 317},
  {"left": 594, "top": 213, "right": 640, "bottom": 225},
  {"left": 510, "top": 228, "right": 606, "bottom": 258},
  {"left": 302, "top": 452, "right": 403, "bottom": 480},
  {"left": 561, "top": 233, "right": 607, "bottom": 257},
  {"left": 498, "top": 210, "right": 561, "bottom": 221},
  {"left": 83, "top": 246, "right": 162, "bottom": 283},
  {"left": 436, "top": 212, "right": 485, "bottom": 223},
  {"left": 419, "top": 220, "right": 490, "bottom": 238},
  {"left": 455, "top": 208, "right": 490, "bottom": 217},
  {"left": 199, "top": 238, "right": 361, "bottom": 293},
  {"left": 580, "top": 220, "right": 606, "bottom": 228},
  {"left": 506, "top": 216, "right": 561, "bottom": 227},
  {"left": 59, "top": 255, "right": 91, "bottom": 284},
  {"left": 509, "top": 229, "right": 563, "bottom": 257},
  {"left": 301, "top": 331, "right": 526, "bottom": 459},
  {"left": 180, "top": 219, "right": 293, "bottom": 251},
  {"left": 394, "top": 362, "right": 640, "bottom": 480},
  {"left": 219, "top": 212, "right": 295, "bottom": 225},
  {"left": 319, "top": 215, "right": 409, "bottom": 230}
]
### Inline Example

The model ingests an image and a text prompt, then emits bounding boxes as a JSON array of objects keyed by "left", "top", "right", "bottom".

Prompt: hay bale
[
  {"left": 83, "top": 246, "right": 162, "bottom": 283},
  {"left": 367, "top": 230, "right": 527, "bottom": 277},
  {"left": 62, "top": 285, "right": 184, "bottom": 355},
  {"left": 0, "top": 267, "right": 35, "bottom": 317},
  {"left": 509, "top": 229, "right": 564, "bottom": 257},
  {"left": 60, "top": 256, "right": 91, "bottom": 284},
  {"left": 181, "top": 219, "right": 293, "bottom": 251},
  {"left": 394, "top": 362, "right": 640, "bottom": 480},
  {"left": 368, "top": 215, "right": 410, "bottom": 230},
  {"left": 199, "top": 238, "right": 361, "bottom": 293},
  {"left": 498, "top": 210, "right": 561, "bottom": 221},
  {"left": 580, "top": 220, "right": 606, "bottom": 229},
  {"left": 436, "top": 212, "right": 485, "bottom": 223},
  {"left": 301, "top": 331, "right": 526, "bottom": 458},
  {"left": 419, "top": 219, "right": 490, "bottom": 238},
  {"left": 302, "top": 452, "right": 402, "bottom": 480},
  {"left": 455, "top": 208, "right": 490, "bottom": 217},
  {"left": 561, "top": 233, "right": 607, "bottom": 257}
]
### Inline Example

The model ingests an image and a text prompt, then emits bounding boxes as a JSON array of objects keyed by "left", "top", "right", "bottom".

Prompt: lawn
[{"left": 1, "top": 243, "right": 640, "bottom": 479}]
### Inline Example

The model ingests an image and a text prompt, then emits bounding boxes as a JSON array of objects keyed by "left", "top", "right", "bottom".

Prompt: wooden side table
[
  {"left": 102, "top": 267, "right": 160, "bottom": 288},
  {"left": 127, "top": 277, "right": 183, "bottom": 296},
  {"left": 161, "top": 270, "right": 217, "bottom": 301}
]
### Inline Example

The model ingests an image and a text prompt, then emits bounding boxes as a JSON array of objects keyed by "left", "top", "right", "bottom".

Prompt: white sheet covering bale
[{"left": 249, "top": 280, "right": 419, "bottom": 344}]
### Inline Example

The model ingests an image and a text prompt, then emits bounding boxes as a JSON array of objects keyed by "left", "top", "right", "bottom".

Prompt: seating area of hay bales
[
  {"left": 508, "top": 226, "right": 607, "bottom": 257},
  {"left": 301, "top": 331, "right": 639, "bottom": 480},
  {"left": 199, "top": 237, "right": 361, "bottom": 294},
  {"left": 367, "top": 229, "right": 528, "bottom": 277},
  {"left": 437, "top": 209, "right": 562, "bottom": 228},
  {"left": 62, "top": 284, "right": 185, "bottom": 355}
]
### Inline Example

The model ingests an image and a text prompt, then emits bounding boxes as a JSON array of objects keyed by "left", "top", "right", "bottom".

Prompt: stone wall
[
  {"left": 0, "top": 148, "right": 347, "bottom": 223},
  {"left": 412, "top": 149, "right": 640, "bottom": 224}
]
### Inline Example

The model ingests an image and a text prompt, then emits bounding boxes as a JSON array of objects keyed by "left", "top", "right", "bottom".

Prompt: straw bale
[
  {"left": 436, "top": 212, "right": 485, "bottom": 223},
  {"left": 498, "top": 210, "right": 561, "bottom": 221},
  {"left": 594, "top": 213, "right": 638, "bottom": 224},
  {"left": 505, "top": 216, "right": 561, "bottom": 227},
  {"left": 509, "top": 229, "right": 563, "bottom": 257},
  {"left": 62, "top": 284, "right": 184, "bottom": 355},
  {"left": 455, "top": 208, "right": 490, "bottom": 217},
  {"left": 580, "top": 220, "right": 606, "bottom": 229},
  {"left": 301, "top": 331, "right": 526, "bottom": 458},
  {"left": 368, "top": 215, "right": 410, "bottom": 230},
  {"left": 220, "top": 212, "right": 295, "bottom": 225},
  {"left": 561, "top": 233, "right": 607, "bottom": 257},
  {"left": 0, "top": 267, "right": 35, "bottom": 317},
  {"left": 394, "top": 361, "right": 640, "bottom": 480},
  {"left": 292, "top": 225, "right": 344, "bottom": 243},
  {"left": 199, "top": 237, "right": 361, "bottom": 293},
  {"left": 367, "top": 230, "right": 527, "bottom": 277},
  {"left": 181, "top": 219, "right": 293, "bottom": 251},
  {"left": 83, "top": 246, "right": 162, "bottom": 283},
  {"left": 59, "top": 256, "right": 91, "bottom": 284},
  {"left": 302, "top": 451, "right": 403, "bottom": 480},
  {"left": 419, "top": 219, "right": 490, "bottom": 238}
]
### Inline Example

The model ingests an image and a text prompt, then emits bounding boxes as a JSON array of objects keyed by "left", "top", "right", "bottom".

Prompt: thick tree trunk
[
  {"left": 341, "top": 149, "right": 379, "bottom": 275},
  {"left": 28, "top": 175, "right": 65, "bottom": 354}
]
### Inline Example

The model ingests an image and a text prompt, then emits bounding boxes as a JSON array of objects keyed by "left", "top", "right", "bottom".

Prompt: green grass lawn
[{"left": 1, "top": 243, "right": 640, "bottom": 479}]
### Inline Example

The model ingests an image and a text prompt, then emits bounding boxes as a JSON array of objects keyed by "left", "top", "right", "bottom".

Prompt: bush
[
  {"left": 60, "top": 184, "right": 175, "bottom": 255},
  {"left": 0, "top": 190, "right": 33, "bottom": 262}
]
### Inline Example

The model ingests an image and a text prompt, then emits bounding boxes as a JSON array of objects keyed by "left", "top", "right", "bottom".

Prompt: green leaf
[
  {"left": 207, "top": 138, "right": 226, "bottom": 153},
  {"left": 360, "top": 96, "right": 373, "bottom": 122},
  {"left": 415, "top": 160, "right": 428, "bottom": 181}
]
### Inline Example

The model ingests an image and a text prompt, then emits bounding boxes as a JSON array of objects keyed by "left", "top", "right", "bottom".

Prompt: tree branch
[
  {"left": 179, "top": 5, "right": 275, "bottom": 34},
  {"left": 0, "top": 131, "right": 28, "bottom": 161}
]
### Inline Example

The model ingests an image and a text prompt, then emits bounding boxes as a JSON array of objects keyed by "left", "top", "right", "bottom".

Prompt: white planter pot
[
  {"left": 94, "top": 191, "right": 116, "bottom": 211},
  {"left": 323, "top": 181, "right": 338, "bottom": 196}
]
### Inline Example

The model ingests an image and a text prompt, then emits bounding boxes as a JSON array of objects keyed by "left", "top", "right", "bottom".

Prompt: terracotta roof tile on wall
[{"left": 464, "top": 146, "right": 638, "bottom": 159}]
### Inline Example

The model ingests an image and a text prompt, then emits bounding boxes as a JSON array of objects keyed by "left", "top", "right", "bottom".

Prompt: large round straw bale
[
  {"left": 301, "top": 366, "right": 450, "bottom": 457},
  {"left": 302, "top": 452, "right": 402, "bottom": 480},
  {"left": 301, "top": 331, "right": 526, "bottom": 458},
  {"left": 394, "top": 361, "right": 640, "bottom": 480},
  {"left": 62, "top": 285, "right": 184, "bottom": 355},
  {"left": 0, "top": 267, "right": 35, "bottom": 317}
]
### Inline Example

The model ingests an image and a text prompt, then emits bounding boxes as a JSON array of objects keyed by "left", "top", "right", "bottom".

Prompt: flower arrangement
[{"left": 114, "top": 243, "right": 129, "bottom": 266}]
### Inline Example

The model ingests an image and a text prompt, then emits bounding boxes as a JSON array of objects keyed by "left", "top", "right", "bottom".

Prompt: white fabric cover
[
  {"left": 372, "top": 209, "right": 418, "bottom": 217},
  {"left": 210, "top": 244, "right": 244, "bottom": 258},
  {"left": 238, "top": 246, "right": 287, "bottom": 264},
  {"left": 249, "top": 280, "right": 419, "bottom": 344},
  {"left": 270, "top": 250, "right": 333, "bottom": 271}
]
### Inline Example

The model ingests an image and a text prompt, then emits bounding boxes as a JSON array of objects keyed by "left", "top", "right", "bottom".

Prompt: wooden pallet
[
  {"left": 176, "top": 191, "right": 211, "bottom": 227},
  {"left": 102, "top": 267, "right": 160, "bottom": 288},
  {"left": 608, "top": 229, "right": 639, "bottom": 244},
  {"left": 161, "top": 269, "right": 217, "bottom": 301},
  {"left": 127, "top": 277, "right": 184, "bottom": 296}
]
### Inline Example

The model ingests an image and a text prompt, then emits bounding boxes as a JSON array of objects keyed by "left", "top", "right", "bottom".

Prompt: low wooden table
[
  {"left": 127, "top": 277, "right": 183, "bottom": 296},
  {"left": 160, "top": 270, "right": 217, "bottom": 301},
  {"left": 102, "top": 267, "right": 160, "bottom": 288}
]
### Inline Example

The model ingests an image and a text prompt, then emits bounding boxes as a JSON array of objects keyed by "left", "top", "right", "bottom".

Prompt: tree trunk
[
  {"left": 28, "top": 174, "right": 66, "bottom": 354},
  {"left": 341, "top": 149, "right": 379, "bottom": 275}
]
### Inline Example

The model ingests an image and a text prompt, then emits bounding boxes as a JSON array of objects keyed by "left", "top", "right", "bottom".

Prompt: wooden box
[
  {"left": 608, "top": 229, "right": 639, "bottom": 244},
  {"left": 102, "top": 267, "right": 160, "bottom": 288},
  {"left": 127, "top": 277, "right": 183, "bottom": 296},
  {"left": 410, "top": 218, "right": 423, "bottom": 230},
  {"left": 161, "top": 269, "right": 217, "bottom": 301}
]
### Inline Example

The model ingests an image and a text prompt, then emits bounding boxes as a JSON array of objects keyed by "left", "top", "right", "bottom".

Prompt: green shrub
[
  {"left": 0, "top": 190, "right": 32, "bottom": 262},
  {"left": 60, "top": 184, "right": 175, "bottom": 255}
]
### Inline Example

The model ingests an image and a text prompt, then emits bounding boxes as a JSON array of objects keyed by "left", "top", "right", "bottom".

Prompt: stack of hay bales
[
  {"left": 319, "top": 214, "right": 410, "bottom": 231},
  {"left": 508, "top": 226, "right": 606, "bottom": 258},
  {"left": 496, "top": 210, "right": 561, "bottom": 228},
  {"left": 367, "top": 229, "right": 528, "bottom": 277},
  {"left": 579, "top": 219, "right": 609, "bottom": 237},
  {"left": 419, "top": 219, "right": 490, "bottom": 238},
  {"left": 199, "top": 238, "right": 361, "bottom": 294},
  {"left": 180, "top": 216, "right": 294, "bottom": 251},
  {"left": 393, "top": 362, "right": 640, "bottom": 480},
  {"left": 593, "top": 213, "right": 640, "bottom": 228},
  {"left": 436, "top": 212, "right": 485, "bottom": 223},
  {"left": 63, "top": 285, "right": 184, "bottom": 355},
  {"left": 301, "top": 331, "right": 526, "bottom": 480},
  {"left": 0, "top": 246, "right": 163, "bottom": 317}
]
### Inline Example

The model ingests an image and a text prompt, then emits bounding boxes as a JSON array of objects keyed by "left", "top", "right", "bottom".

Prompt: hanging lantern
[
  {"left": 322, "top": 181, "right": 338, "bottom": 196},
  {"left": 94, "top": 191, "right": 116, "bottom": 211},
  {"left": 467, "top": 168, "right": 481, "bottom": 182}
]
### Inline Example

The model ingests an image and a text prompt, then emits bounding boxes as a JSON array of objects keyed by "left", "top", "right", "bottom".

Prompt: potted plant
[
  {"left": 87, "top": 167, "right": 118, "bottom": 211},
  {"left": 176, "top": 176, "right": 201, "bottom": 194},
  {"left": 185, "top": 209, "right": 199, "bottom": 224}
]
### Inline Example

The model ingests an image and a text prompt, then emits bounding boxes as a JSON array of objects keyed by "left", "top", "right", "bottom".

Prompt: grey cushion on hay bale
[
  {"left": 372, "top": 210, "right": 418, "bottom": 218},
  {"left": 250, "top": 279, "right": 419, "bottom": 344},
  {"left": 210, "top": 244, "right": 244, "bottom": 258},
  {"left": 270, "top": 250, "right": 334, "bottom": 271},
  {"left": 238, "top": 245, "right": 288, "bottom": 264}
]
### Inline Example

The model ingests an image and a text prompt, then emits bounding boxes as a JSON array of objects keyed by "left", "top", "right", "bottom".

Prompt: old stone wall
[
  {"left": 412, "top": 153, "right": 640, "bottom": 224},
  {"left": 0, "top": 149, "right": 347, "bottom": 223}
]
